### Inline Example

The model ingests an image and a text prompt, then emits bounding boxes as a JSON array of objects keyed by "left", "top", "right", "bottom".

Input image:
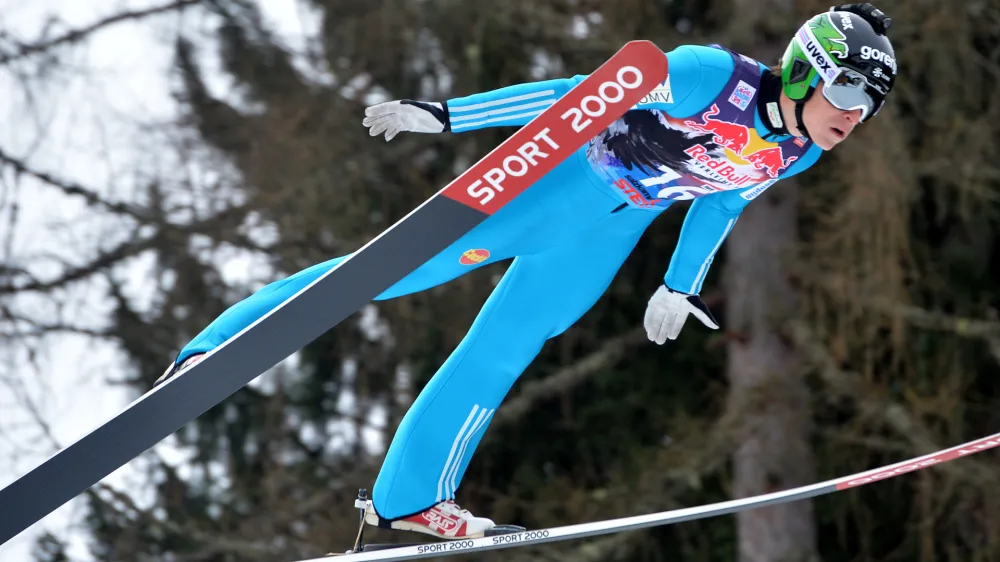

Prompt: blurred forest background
[{"left": 1, "top": 0, "right": 999, "bottom": 561}]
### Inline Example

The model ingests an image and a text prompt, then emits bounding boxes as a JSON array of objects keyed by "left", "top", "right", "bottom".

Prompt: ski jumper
[{"left": 172, "top": 45, "right": 825, "bottom": 519}]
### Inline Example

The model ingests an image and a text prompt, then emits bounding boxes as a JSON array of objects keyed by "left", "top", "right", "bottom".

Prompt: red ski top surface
[
  {"left": 441, "top": 40, "right": 669, "bottom": 215},
  {"left": 834, "top": 432, "right": 1000, "bottom": 490}
]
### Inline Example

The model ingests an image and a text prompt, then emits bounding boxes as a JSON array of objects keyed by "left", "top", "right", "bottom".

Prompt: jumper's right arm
[
  {"left": 362, "top": 76, "right": 585, "bottom": 140},
  {"left": 362, "top": 46, "right": 709, "bottom": 141},
  {"left": 446, "top": 77, "right": 584, "bottom": 133}
]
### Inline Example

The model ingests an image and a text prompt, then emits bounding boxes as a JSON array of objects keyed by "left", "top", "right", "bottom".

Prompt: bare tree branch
[
  {"left": 0, "top": 356, "right": 63, "bottom": 473},
  {"left": 90, "top": 482, "right": 284, "bottom": 559},
  {"left": 0, "top": 200, "right": 251, "bottom": 295},
  {"left": 871, "top": 300, "right": 1000, "bottom": 365},
  {"left": 492, "top": 327, "right": 647, "bottom": 430},
  {"left": 874, "top": 300, "right": 1000, "bottom": 339},
  {"left": 0, "top": 321, "right": 113, "bottom": 340},
  {"left": 0, "top": 232, "right": 150, "bottom": 294},
  {"left": 787, "top": 319, "right": 1000, "bottom": 489},
  {"left": 0, "top": 0, "right": 205, "bottom": 66},
  {"left": 0, "top": 145, "right": 148, "bottom": 221}
]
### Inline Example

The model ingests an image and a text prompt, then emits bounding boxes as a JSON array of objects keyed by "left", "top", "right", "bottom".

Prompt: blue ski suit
[{"left": 172, "top": 44, "right": 825, "bottom": 520}]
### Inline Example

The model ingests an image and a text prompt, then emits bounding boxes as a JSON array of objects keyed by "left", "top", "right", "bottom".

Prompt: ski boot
[
  {"left": 337, "top": 489, "right": 524, "bottom": 554},
  {"left": 154, "top": 353, "right": 206, "bottom": 387}
]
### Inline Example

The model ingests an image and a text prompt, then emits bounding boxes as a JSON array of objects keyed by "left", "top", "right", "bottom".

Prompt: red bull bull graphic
[
  {"left": 684, "top": 104, "right": 751, "bottom": 153},
  {"left": 744, "top": 146, "right": 798, "bottom": 178},
  {"left": 685, "top": 104, "right": 798, "bottom": 179}
]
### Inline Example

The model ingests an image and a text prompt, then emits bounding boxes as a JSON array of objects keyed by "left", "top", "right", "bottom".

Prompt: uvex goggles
[{"left": 794, "top": 24, "right": 886, "bottom": 122}]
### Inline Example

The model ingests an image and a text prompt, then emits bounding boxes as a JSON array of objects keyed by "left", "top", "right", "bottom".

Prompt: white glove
[
  {"left": 644, "top": 285, "right": 719, "bottom": 345},
  {"left": 363, "top": 99, "right": 449, "bottom": 141}
]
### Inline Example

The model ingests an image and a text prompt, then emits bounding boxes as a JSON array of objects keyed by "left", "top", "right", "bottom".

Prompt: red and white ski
[
  {"left": 314, "top": 431, "right": 1000, "bottom": 561},
  {"left": 0, "top": 40, "right": 669, "bottom": 545}
]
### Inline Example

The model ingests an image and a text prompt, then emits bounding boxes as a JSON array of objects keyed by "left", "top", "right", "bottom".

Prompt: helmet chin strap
[
  {"left": 760, "top": 70, "right": 814, "bottom": 142},
  {"left": 794, "top": 86, "right": 814, "bottom": 140}
]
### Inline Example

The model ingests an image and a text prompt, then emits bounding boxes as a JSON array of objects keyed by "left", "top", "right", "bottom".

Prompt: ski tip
[
  {"left": 616, "top": 40, "right": 669, "bottom": 76},
  {"left": 623, "top": 39, "right": 660, "bottom": 49}
]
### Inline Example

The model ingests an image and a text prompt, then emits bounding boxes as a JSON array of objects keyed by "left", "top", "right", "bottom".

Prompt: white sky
[{"left": 0, "top": 1, "right": 323, "bottom": 560}]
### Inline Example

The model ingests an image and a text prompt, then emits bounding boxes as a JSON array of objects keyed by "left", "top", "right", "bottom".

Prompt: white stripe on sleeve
[
  {"left": 450, "top": 99, "right": 555, "bottom": 123},
  {"left": 448, "top": 90, "right": 556, "bottom": 113},
  {"left": 688, "top": 218, "right": 736, "bottom": 294},
  {"left": 451, "top": 110, "right": 550, "bottom": 131}
]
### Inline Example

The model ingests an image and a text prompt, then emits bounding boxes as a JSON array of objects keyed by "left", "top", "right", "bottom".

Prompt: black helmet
[{"left": 780, "top": 10, "right": 896, "bottom": 124}]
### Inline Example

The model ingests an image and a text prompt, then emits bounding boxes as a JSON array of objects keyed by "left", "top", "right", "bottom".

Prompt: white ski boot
[
  {"left": 364, "top": 499, "right": 499, "bottom": 539},
  {"left": 357, "top": 488, "right": 524, "bottom": 542},
  {"left": 154, "top": 353, "right": 206, "bottom": 387},
  {"left": 332, "top": 489, "right": 526, "bottom": 555}
]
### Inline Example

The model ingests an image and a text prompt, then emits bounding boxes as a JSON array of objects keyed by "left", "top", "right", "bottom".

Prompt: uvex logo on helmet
[
  {"left": 804, "top": 39, "right": 833, "bottom": 74},
  {"left": 796, "top": 27, "right": 838, "bottom": 82}
]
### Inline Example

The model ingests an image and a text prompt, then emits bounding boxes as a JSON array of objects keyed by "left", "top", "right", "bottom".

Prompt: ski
[
  {"left": 309, "top": 431, "right": 1000, "bottom": 561},
  {"left": 0, "top": 40, "right": 669, "bottom": 545}
]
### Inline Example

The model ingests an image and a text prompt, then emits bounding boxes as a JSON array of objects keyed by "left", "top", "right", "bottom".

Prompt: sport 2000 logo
[
  {"left": 465, "top": 66, "right": 646, "bottom": 207},
  {"left": 491, "top": 529, "right": 552, "bottom": 545},
  {"left": 560, "top": 66, "right": 646, "bottom": 133}
]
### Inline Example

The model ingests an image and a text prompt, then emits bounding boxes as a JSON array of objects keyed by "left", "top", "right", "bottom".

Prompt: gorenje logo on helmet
[{"left": 860, "top": 45, "right": 897, "bottom": 75}]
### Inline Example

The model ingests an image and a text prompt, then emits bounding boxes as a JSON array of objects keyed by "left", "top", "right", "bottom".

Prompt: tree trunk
[{"left": 725, "top": 184, "right": 817, "bottom": 562}]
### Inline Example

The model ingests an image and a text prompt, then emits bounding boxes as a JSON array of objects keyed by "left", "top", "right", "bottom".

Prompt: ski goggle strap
[{"left": 794, "top": 21, "right": 878, "bottom": 121}]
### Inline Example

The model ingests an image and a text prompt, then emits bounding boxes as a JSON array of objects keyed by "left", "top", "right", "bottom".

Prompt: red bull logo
[
  {"left": 745, "top": 147, "right": 797, "bottom": 179},
  {"left": 685, "top": 104, "right": 750, "bottom": 153},
  {"left": 460, "top": 249, "right": 490, "bottom": 265},
  {"left": 684, "top": 104, "right": 798, "bottom": 179},
  {"left": 683, "top": 145, "right": 755, "bottom": 187}
]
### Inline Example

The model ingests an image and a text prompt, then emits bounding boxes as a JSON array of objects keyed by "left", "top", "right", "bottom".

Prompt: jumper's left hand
[
  {"left": 363, "top": 100, "right": 449, "bottom": 141},
  {"left": 644, "top": 285, "right": 719, "bottom": 345}
]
